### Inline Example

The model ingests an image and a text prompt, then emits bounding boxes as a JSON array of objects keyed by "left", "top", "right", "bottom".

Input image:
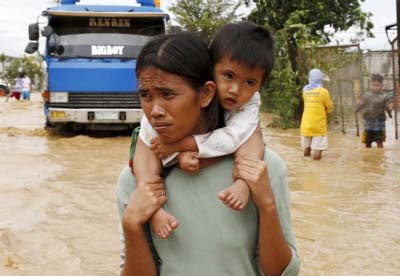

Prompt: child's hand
[
  {"left": 150, "top": 137, "right": 174, "bottom": 159},
  {"left": 177, "top": 151, "right": 199, "bottom": 174}
]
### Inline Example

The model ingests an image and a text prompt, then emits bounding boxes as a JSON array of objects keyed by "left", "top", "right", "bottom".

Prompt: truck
[{"left": 25, "top": 0, "right": 169, "bottom": 131}]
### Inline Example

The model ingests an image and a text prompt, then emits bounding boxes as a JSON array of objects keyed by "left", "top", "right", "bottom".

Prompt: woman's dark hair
[
  {"left": 136, "top": 32, "right": 223, "bottom": 133},
  {"left": 209, "top": 21, "right": 274, "bottom": 84}
]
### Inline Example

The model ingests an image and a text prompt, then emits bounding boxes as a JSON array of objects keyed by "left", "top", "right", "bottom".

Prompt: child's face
[
  {"left": 213, "top": 56, "right": 264, "bottom": 111},
  {"left": 371, "top": 80, "right": 383, "bottom": 94}
]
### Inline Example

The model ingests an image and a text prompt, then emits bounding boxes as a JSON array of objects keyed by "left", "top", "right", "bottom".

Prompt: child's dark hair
[
  {"left": 371, "top": 74, "right": 383, "bottom": 83},
  {"left": 209, "top": 21, "right": 274, "bottom": 83}
]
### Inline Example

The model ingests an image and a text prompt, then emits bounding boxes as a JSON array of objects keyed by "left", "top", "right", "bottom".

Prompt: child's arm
[
  {"left": 151, "top": 92, "right": 261, "bottom": 160},
  {"left": 133, "top": 137, "right": 162, "bottom": 182},
  {"left": 133, "top": 116, "right": 163, "bottom": 181},
  {"left": 150, "top": 136, "right": 198, "bottom": 159},
  {"left": 355, "top": 96, "right": 366, "bottom": 114},
  {"left": 386, "top": 100, "right": 393, "bottom": 118}
]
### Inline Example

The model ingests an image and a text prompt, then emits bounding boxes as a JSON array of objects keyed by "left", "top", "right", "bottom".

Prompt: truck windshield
[{"left": 48, "top": 16, "right": 165, "bottom": 59}]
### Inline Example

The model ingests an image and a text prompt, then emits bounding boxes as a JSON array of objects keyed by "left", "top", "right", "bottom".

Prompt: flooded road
[{"left": 1, "top": 94, "right": 399, "bottom": 275}]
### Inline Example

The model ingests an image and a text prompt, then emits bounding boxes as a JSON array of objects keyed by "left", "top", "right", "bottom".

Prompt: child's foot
[
  {"left": 150, "top": 208, "right": 179, "bottom": 239},
  {"left": 218, "top": 179, "right": 250, "bottom": 211}
]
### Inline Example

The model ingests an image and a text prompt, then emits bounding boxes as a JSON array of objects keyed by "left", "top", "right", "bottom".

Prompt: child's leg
[
  {"left": 133, "top": 135, "right": 179, "bottom": 238},
  {"left": 219, "top": 125, "right": 264, "bottom": 210},
  {"left": 365, "top": 130, "right": 373, "bottom": 148},
  {"left": 218, "top": 179, "right": 250, "bottom": 210},
  {"left": 304, "top": 147, "right": 311, "bottom": 157},
  {"left": 376, "top": 130, "right": 384, "bottom": 148}
]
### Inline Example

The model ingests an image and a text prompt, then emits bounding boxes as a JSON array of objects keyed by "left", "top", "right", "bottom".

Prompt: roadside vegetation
[{"left": 169, "top": 0, "right": 373, "bottom": 128}]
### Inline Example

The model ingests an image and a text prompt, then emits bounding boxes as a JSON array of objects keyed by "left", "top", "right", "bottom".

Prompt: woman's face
[{"left": 138, "top": 66, "right": 206, "bottom": 143}]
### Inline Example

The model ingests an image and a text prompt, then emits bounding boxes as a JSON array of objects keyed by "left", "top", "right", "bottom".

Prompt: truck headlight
[{"left": 50, "top": 92, "right": 68, "bottom": 103}]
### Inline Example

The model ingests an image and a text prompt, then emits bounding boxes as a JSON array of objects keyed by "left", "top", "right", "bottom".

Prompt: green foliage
[
  {"left": 169, "top": 0, "right": 243, "bottom": 42},
  {"left": 262, "top": 26, "right": 316, "bottom": 128},
  {"left": 0, "top": 53, "right": 6, "bottom": 77},
  {"left": 245, "top": 0, "right": 373, "bottom": 127},
  {"left": 5, "top": 55, "right": 44, "bottom": 90},
  {"left": 246, "top": 0, "right": 373, "bottom": 40}
]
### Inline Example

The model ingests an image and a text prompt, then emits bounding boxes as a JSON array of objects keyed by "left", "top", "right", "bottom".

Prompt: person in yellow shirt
[{"left": 300, "top": 68, "right": 334, "bottom": 160}]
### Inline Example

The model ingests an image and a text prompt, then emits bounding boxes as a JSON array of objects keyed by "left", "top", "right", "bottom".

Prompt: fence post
[{"left": 339, "top": 81, "right": 346, "bottom": 134}]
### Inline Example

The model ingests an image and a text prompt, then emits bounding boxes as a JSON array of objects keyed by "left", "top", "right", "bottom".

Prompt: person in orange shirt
[{"left": 300, "top": 69, "right": 334, "bottom": 160}]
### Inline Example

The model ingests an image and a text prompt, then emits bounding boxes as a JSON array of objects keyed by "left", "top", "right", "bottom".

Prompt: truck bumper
[{"left": 48, "top": 108, "right": 143, "bottom": 124}]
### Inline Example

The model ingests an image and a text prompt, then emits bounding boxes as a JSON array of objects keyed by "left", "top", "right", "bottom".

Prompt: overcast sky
[{"left": 0, "top": 0, "right": 396, "bottom": 57}]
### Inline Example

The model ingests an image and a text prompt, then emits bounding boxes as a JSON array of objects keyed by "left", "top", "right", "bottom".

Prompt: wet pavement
[{"left": 1, "top": 93, "right": 399, "bottom": 275}]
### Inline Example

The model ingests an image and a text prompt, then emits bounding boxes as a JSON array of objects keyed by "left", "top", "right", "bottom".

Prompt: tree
[
  {"left": 169, "top": 0, "right": 243, "bottom": 42},
  {"left": 0, "top": 53, "right": 6, "bottom": 76},
  {"left": 245, "top": 0, "right": 373, "bottom": 125},
  {"left": 6, "top": 55, "right": 44, "bottom": 91}
]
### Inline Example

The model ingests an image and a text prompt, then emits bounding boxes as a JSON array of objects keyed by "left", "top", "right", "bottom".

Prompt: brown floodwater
[{"left": 1, "top": 93, "right": 399, "bottom": 275}]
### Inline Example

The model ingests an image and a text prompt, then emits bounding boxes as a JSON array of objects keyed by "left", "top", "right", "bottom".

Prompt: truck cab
[{"left": 25, "top": 0, "right": 168, "bottom": 131}]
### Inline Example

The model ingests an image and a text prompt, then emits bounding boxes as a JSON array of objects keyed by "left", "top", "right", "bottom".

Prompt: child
[
  {"left": 300, "top": 68, "right": 334, "bottom": 160},
  {"left": 132, "top": 22, "right": 274, "bottom": 238},
  {"left": 355, "top": 74, "right": 392, "bottom": 148}
]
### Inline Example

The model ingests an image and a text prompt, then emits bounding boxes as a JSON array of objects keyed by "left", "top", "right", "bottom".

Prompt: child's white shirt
[{"left": 139, "top": 91, "right": 260, "bottom": 166}]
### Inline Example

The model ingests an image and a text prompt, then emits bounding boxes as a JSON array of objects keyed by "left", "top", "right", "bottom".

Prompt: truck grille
[{"left": 49, "top": 92, "right": 141, "bottom": 109}]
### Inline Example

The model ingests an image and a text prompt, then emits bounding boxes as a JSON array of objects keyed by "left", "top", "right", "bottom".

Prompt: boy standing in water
[
  {"left": 355, "top": 74, "right": 393, "bottom": 148},
  {"left": 132, "top": 22, "right": 274, "bottom": 238},
  {"left": 300, "top": 68, "right": 334, "bottom": 160}
]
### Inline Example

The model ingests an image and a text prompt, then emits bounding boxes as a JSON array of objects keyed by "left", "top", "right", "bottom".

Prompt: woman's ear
[{"left": 200, "top": 81, "right": 216, "bottom": 108}]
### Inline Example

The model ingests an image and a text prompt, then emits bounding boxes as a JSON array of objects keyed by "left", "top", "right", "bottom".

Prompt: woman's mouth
[{"left": 152, "top": 121, "right": 171, "bottom": 132}]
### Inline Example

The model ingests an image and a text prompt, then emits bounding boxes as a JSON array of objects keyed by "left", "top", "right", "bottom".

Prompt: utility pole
[
  {"left": 396, "top": 0, "right": 400, "bottom": 139},
  {"left": 398, "top": 0, "right": 400, "bottom": 83}
]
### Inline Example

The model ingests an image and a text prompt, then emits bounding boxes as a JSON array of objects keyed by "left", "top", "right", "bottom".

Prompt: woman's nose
[{"left": 150, "top": 103, "right": 166, "bottom": 118}]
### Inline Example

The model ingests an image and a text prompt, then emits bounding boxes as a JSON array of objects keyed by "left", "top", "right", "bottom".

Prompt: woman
[{"left": 117, "top": 32, "right": 300, "bottom": 276}]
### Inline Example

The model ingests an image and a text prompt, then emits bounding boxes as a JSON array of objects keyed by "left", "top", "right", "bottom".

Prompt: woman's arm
[
  {"left": 117, "top": 168, "right": 166, "bottom": 276},
  {"left": 234, "top": 152, "right": 300, "bottom": 276}
]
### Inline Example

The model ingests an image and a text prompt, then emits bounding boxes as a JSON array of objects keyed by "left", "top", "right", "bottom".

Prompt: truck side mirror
[
  {"left": 29, "top": 23, "right": 39, "bottom": 41},
  {"left": 41, "top": 26, "right": 53, "bottom": 37},
  {"left": 25, "top": 42, "right": 39, "bottom": 54}
]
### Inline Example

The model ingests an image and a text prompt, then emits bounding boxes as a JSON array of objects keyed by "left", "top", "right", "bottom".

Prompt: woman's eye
[
  {"left": 139, "top": 92, "right": 150, "bottom": 100},
  {"left": 163, "top": 91, "right": 175, "bottom": 99}
]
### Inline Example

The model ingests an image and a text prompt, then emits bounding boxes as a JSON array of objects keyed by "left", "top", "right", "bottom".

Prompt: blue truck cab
[{"left": 25, "top": 0, "right": 168, "bottom": 130}]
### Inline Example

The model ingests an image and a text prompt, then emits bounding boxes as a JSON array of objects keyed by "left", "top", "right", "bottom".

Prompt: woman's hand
[
  {"left": 122, "top": 177, "right": 166, "bottom": 233},
  {"left": 150, "top": 137, "right": 175, "bottom": 159},
  {"left": 233, "top": 155, "right": 275, "bottom": 209}
]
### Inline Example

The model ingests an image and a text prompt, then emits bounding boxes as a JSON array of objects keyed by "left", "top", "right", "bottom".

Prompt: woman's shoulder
[{"left": 116, "top": 166, "right": 135, "bottom": 207}]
